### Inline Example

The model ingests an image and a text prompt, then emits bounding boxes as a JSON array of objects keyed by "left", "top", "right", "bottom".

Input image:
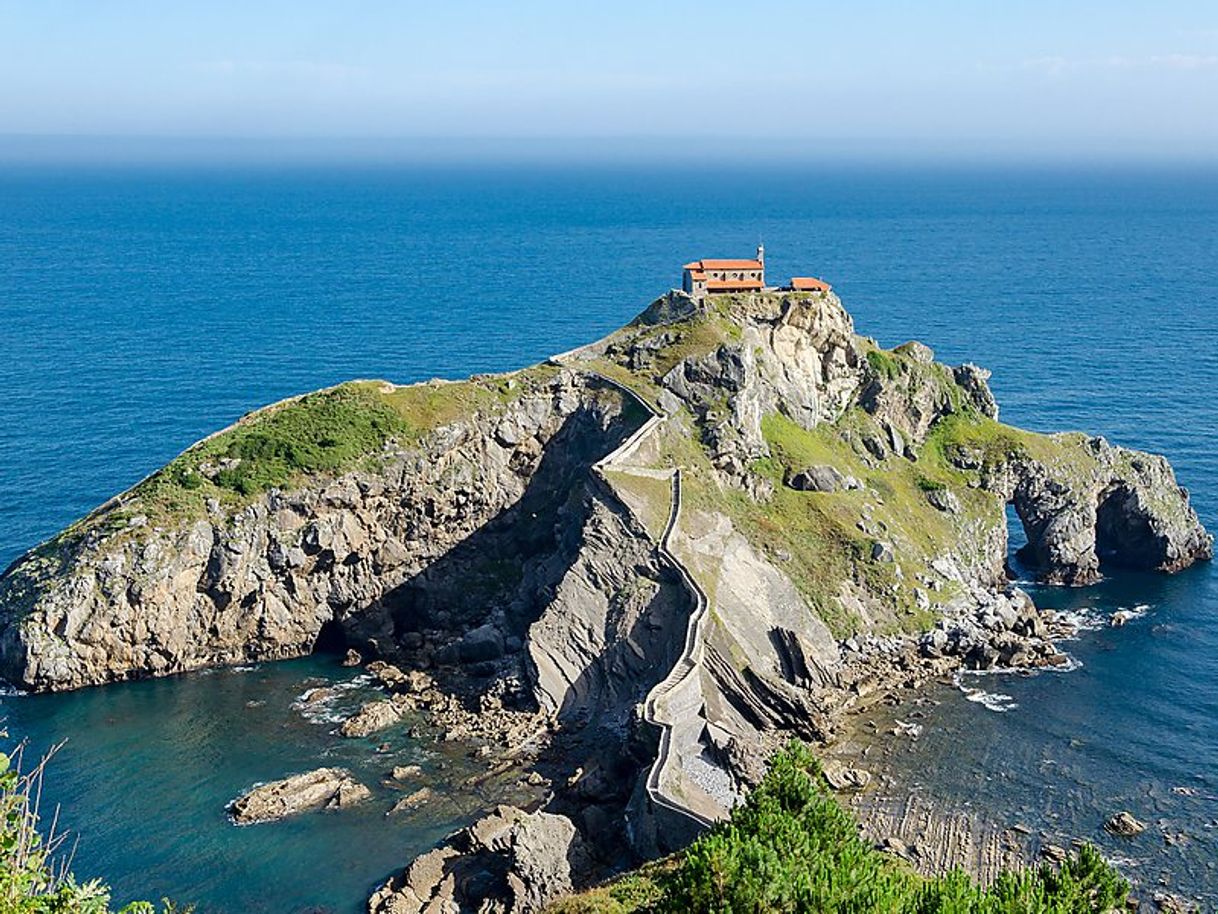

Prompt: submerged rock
[
  {"left": 387, "top": 787, "right": 432, "bottom": 815},
  {"left": 228, "top": 767, "right": 371, "bottom": 824}
]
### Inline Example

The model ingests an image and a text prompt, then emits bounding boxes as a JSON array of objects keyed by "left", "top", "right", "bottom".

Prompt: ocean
[{"left": 1, "top": 163, "right": 1215, "bottom": 910}]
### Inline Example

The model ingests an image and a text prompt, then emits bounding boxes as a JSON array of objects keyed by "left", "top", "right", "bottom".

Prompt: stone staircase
[{"left": 577, "top": 368, "right": 723, "bottom": 837}]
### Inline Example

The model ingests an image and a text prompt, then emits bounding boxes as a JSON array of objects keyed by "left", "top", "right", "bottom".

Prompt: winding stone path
[{"left": 577, "top": 368, "right": 721, "bottom": 834}]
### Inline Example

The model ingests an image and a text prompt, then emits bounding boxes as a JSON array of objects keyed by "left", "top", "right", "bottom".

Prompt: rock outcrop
[
  {"left": 228, "top": 767, "right": 371, "bottom": 824},
  {"left": 368, "top": 804, "right": 586, "bottom": 914},
  {"left": 0, "top": 370, "right": 638, "bottom": 692},
  {"left": 340, "top": 699, "right": 405, "bottom": 738}
]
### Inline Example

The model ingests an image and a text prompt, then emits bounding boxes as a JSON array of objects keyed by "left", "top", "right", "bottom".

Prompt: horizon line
[{"left": 2, "top": 133, "right": 1217, "bottom": 169}]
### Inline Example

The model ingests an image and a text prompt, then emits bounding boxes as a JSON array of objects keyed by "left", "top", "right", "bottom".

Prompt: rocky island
[{"left": 0, "top": 288, "right": 1210, "bottom": 912}]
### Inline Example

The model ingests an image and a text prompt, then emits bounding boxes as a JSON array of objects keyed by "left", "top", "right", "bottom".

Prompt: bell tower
[{"left": 756, "top": 243, "right": 766, "bottom": 285}]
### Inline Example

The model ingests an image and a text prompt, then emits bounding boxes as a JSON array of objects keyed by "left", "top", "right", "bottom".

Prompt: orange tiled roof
[
  {"left": 697, "top": 258, "right": 763, "bottom": 270},
  {"left": 689, "top": 270, "right": 708, "bottom": 280},
  {"left": 706, "top": 279, "right": 764, "bottom": 291},
  {"left": 790, "top": 276, "right": 831, "bottom": 292}
]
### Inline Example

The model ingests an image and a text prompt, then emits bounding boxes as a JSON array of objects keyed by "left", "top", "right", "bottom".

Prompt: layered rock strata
[{"left": 229, "top": 767, "right": 371, "bottom": 824}]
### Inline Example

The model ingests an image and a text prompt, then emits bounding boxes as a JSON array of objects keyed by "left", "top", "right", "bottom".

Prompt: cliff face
[
  {"left": 0, "top": 371, "right": 644, "bottom": 691},
  {"left": 0, "top": 288, "right": 1211, "bottom": 913}
]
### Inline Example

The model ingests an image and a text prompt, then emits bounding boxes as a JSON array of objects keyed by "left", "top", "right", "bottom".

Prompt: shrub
[
  {"left": 0, "top": 742, "right": 186, "bottom": 914},
  {"left": 553, "top": 742, "right": 1128, "bottom": 914}
]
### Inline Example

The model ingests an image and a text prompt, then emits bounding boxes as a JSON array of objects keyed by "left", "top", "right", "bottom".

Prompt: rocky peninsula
[{"left": 0, "top": 289, "right": 1209, "bottom": 912}]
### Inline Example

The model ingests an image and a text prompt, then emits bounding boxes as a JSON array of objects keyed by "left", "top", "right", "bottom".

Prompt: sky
[{"left": 1, "top": 1, "right": 1217, "bottom": 162}]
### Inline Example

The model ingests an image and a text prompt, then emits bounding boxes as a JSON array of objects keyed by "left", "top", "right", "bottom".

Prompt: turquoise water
[
  {"left": 1, "top": 164, "right": 1216, "bottom": 908},
  {"left": 0, "top": 657, "right": 516, "bottom": 912}
]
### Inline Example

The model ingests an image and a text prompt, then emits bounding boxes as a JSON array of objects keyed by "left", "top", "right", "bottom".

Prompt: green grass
[
  {"left": 549, "top": 743, "right": 1128, "bottom": 914},
  {"left": 865, "top": 347, "right": 904, "bottom": 381},
  {"left": 715, "top": 411, "right": 994, "bottom": 636},
  {"left": 589, "top": 312, "right": 1114, "bottom": 641},
  {"left": 37, "top": 367, "right": 562, "bottom": 553},
  {"left": 546, "top": 861, "right": 673, "bottom": 914},
  {"left": 589, "top": 309, "right": 746, "bottom": 407}
]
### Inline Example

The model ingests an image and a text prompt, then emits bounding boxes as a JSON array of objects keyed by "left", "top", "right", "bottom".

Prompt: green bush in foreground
[
  {"left": 0, "top": 745, "right": 184, "bottom": 914},
  {"left": 551, "top": 743, "right": 1127, "bottom": 914}
]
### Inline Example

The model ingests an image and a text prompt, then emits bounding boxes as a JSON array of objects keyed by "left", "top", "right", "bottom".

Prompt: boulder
[
  {"left": 925, "top": 487, "right": 961, "bottom": 514},
  {"left": 228, "top": 767, "right": 371, "bottom": 824},
  {"left": 1040, "top": 843, "right": 1068, "bottom": 865},
  {"left": 369, "top": 805, "right": 587, "bottom": 914},
  {"left": 1104, "top": 810, "right": 1147, "bottom": 837},
  {"left": 893, "top": 341, "right": 935, "bottom": 364},
  {"left": 366, "top": 660, "right": 408, "bottom": 690},
  {"left": 787, "top": 464, "right": 847, "bottom": 493},
  {"left": 458, "top": 624, "right": 505, "bottom": 663},
  {"left": 339, "top": 700, "right": 403, "bottom": 738},
  {"left": 821, "top": 760, "right": 871, "bottom": 791}
]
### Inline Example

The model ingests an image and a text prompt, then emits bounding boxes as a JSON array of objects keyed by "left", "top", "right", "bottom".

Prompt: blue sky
[{"left": 1, "top": 1, "right": 1217, "bottom": 161}]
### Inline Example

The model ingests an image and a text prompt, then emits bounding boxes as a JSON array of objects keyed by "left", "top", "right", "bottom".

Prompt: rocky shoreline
[{"left": 0, "top": 288, "right": 1209, "bottom": 913}]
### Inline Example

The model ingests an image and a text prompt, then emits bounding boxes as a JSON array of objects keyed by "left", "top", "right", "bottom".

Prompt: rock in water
[
  {"left": 369, "top": 804, "right": 586, "bottom": 914},
  {"left": 821, "top": 760, "right": 871, "bottom": 791},
  {"left": 387, "top": 787, "right": 432, "bottom": 815},
  {"left": 228, "top": 767, "right": 371, "bottom": 824},
  {"left": 1104, "top": 810, "right": 1147, "bottom": 836},
  {"left": 339, "top": 700, "right": 403, "bottom": 738}
]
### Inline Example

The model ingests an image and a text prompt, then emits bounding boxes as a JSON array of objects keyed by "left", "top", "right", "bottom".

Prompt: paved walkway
[{"left": 579, "top": 367, "right": 722, "bottom": 833}]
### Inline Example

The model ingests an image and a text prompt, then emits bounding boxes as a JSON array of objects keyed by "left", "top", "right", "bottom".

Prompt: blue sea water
[{"left": 0, "top": 163, "right": 1215, "bottom": 909}]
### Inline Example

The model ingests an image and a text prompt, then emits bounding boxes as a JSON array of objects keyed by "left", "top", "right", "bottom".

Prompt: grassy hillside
[{"left": 33, "top": 367, "right": 559, "bottom": 555}]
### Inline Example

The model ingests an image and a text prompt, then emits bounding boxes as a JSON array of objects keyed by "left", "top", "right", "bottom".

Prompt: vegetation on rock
[
  {"left": 29, "top": 368, "right": 558, "bottom": 561},
  {"left": 548, "top": 743, "right": 1128, "bottom": 914}
]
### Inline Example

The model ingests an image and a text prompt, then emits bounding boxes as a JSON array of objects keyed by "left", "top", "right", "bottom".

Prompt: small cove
[{"left": 0, "top": 656, "right": 533, "bottom": 912}]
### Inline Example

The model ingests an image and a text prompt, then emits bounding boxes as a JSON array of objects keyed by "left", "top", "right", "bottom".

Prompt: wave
[
  {"left": 957, "top": 682, "right": 1018, "bottom": 712},
  {"left": 291, "top": 674, "right": 376, "bottom": 725},
  {"left": 1109, "top": 604, "right": 1151, "bottom": 627}
]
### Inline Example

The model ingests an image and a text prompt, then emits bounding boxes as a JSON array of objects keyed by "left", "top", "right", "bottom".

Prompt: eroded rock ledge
[
  {"left": 229, "top": 767, "right": 371, "bottom": 824},
  {"left": 0, "top": 288, "right": 1209, "bottom": 913}
]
